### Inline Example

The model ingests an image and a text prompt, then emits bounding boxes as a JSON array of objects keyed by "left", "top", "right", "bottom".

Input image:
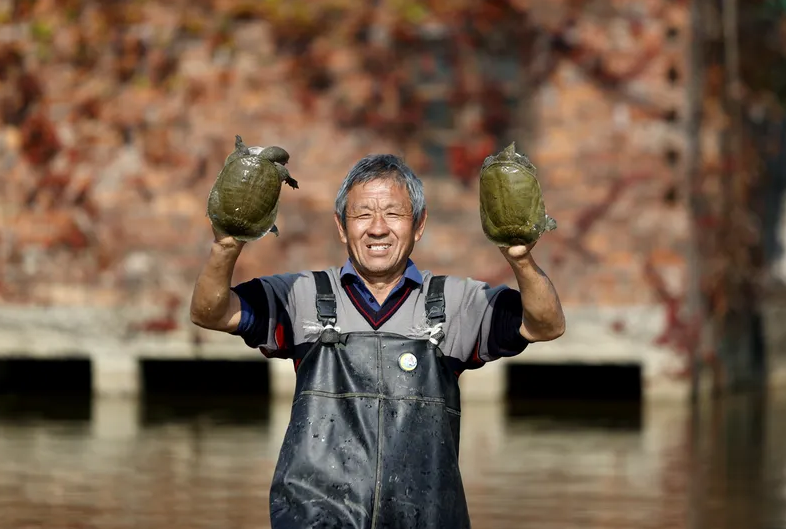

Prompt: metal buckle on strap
[
  {"left": 316, "top": 294, "right": 337, "bottom": 324},
  {"left": 313, "top": 270, "right": 337, "bottom": 325}
]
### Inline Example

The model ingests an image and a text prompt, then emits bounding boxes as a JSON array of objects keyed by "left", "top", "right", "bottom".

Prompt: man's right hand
[
  {"left": 190, "top": 225, "right": 246, "bottom": 333},
  {"left": 212, "top": 225, "right": 246, "bottom": 253}
]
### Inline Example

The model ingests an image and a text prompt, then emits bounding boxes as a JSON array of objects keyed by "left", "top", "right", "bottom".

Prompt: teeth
[{"left": 369, "top": 245, "right": 390, "bottom": 250}]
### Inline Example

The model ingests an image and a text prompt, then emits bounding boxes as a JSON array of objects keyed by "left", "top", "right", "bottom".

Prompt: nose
[{"left": 367, "top": 213, "right": 390, "bottom": 236}]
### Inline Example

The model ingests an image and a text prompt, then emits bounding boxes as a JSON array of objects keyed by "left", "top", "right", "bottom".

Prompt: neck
[{"left": 353, "top": 262, "right": 407, "bottom": 303}]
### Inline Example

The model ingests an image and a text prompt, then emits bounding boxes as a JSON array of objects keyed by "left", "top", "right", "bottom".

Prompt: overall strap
[
  {"left": 313, "top": 271, "right": 337, "bottom": 325},
  {"left": 425, "top": 275, "right": 447, "bottom": 325}
]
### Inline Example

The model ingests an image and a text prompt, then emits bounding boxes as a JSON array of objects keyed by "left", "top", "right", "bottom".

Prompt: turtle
[
  {"left": 207, "top": 135, "right": 298, "bottom": 241},
  {"left": 478, "top": 142, "right": 557, "bottom": 247}
]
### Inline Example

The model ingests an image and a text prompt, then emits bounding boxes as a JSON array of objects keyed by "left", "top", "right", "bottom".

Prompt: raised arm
[
  {"left": 190, "top": 228, "right": 245, "bottom": 333},
  {"left": 500, "top": 245, "right": 565, "bottom": 343}
]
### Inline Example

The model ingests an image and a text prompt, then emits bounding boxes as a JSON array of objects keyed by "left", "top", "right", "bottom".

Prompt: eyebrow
[{"left": 349, "top": 203, "right": 411, "bottom": 213}]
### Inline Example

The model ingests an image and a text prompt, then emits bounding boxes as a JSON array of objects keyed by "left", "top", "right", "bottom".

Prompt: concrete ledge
[{"left": 0, "top": 304, "right": 691, "bottom": 402}]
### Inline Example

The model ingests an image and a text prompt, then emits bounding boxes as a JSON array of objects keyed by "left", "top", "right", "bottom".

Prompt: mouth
[{"left": 366, "top": 243, "right": 392, "bottom": 252}]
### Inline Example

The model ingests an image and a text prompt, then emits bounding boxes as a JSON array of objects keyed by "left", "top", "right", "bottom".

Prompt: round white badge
[{"left": 398, "top": 353, "right": 418, "bottom": 372}]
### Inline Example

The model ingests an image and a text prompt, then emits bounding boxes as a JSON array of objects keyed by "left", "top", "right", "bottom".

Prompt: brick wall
[{"left": 1, "top": 1, "right": 694, "bottom": 344}]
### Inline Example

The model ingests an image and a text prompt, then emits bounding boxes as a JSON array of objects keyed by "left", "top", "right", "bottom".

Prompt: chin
[
  {"left": 358, "top": 258, "right": 395, "bottom": 273},
  {"left": 361, "top": 262, "right": 392, "bottom": 274}
]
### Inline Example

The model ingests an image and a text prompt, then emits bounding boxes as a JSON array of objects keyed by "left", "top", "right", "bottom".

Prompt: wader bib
[{"left": 269, "top": 272, "right": 470, "bottom": 529}]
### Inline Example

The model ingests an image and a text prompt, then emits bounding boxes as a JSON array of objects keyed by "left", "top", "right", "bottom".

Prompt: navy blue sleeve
[
  {"left": 231, "top": 278, "right": 295, "bottom": 357},
  {"left": 230, "top": 278, "right": 270, "bottom": 349},
  {"left": 488, "top": 289, "right": 530, "bottom": 358}
]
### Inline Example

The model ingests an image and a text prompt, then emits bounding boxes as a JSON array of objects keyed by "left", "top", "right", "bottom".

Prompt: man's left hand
[
  {"left": 497, "top": 240, "right": 566, "bottom": 342},
  {"left": 499, "top": 242, "right": 536, "bottom": 263}
]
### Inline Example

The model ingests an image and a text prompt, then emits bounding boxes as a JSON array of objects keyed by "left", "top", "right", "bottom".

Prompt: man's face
[{"left": 335, "top": 177, "right": 427, "bottom": 280}]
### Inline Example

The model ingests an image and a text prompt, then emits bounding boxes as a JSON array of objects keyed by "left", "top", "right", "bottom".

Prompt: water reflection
[{"left": 0, "top": 392, "right": 784, "bottom": 529}]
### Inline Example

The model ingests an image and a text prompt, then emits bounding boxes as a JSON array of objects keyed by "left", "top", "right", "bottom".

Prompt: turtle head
[
  {"left": 258, "top": 146, "right": 290, "bottom": 165},
  {"left": 481, "top": 142, "right": 538, "bottom": 176}
]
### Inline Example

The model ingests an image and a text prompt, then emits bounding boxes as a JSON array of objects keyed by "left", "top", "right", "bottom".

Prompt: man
[{"left": 190, "top": 153, "right": 565, "bottom": 529}]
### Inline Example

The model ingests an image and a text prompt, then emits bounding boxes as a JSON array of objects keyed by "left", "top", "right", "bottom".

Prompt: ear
[
  {"left": 414, "top": 209, "right": 428, "bottom": 242},
  {"left": 334, "top": 213, "right": 347, "bottom": 244}
]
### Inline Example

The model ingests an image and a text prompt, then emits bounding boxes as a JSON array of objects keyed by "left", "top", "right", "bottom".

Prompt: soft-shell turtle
[
  {"left": 479, "top": 142, "right": 556, "bottom": 246},
  {"left": 207, "top": 135, "right": 298, "bottom": 241}
]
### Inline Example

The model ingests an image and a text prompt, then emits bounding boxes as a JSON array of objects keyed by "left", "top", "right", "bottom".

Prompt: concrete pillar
[
  {"left": 269, "top": 359, "right": 297, "bottom": 399},
  {"left": 764, "top": 302, "right": 786, "bottom": 392},
  {"left": 642, "top": 351, "right": 693, "bottom": 403},
  {"left": 91, "top": 354, "right": 140, "bottom": 397},
  {"left": 772, "top": 192, "right": 786, "bottom": 284},
  {"left": 459, "top": 400, "right": 505, "bottom": 479},
  {"left": 269, "top": 396, "right": 294, "bottom": 454},
  {"left": 459, "top": 360, "right": 506, "bottom": 402},
  {"left": 91, "top": 396, "right": 139, "bottom": 439}
]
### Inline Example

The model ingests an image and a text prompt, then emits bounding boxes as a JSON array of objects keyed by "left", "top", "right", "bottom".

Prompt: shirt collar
[{"left": 340, "top": 258, "right": 423, "bottom": 286}]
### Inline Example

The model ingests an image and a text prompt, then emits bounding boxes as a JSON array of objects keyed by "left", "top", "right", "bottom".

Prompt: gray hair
[{"left": 335, "top": 154, "right": 426, "bottom": 228}]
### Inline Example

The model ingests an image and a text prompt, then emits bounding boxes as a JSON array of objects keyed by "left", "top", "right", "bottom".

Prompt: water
[{"left": 0, "top": 392, "right": 784, "bottom": 529}]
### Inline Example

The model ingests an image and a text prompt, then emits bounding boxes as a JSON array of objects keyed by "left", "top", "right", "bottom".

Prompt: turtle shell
[
  {"left": 207, "top": 147, "right": 283, "bottom": 241},
  {"left": 479, "top": 143, "right": 556, "bottom": 246}
]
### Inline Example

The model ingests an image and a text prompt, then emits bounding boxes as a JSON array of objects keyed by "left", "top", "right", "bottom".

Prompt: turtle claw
[
  {"left": 270, "top": 224, "right": 280, "bottom": 237},
  {"left": 275, "top": 164, "right": 299, "bottom": 189},
  {"left": 285, "top": 176, "right": 299, "bottom": 189}
]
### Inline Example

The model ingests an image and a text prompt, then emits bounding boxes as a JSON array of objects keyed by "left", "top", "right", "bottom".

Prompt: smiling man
[{"left": 190, "top": 153, "right": 565, "bottom": 529}]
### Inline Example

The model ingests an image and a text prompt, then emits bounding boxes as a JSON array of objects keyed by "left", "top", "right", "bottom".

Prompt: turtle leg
[
  {"left": 275, "top": 163, "right": 299, "bottom": 189},
  {"left": 234, "top": 135, "right": 251, "bottom": 155},
  {"left": 224, "top": 135, "right": 251, "bottom": 165}
]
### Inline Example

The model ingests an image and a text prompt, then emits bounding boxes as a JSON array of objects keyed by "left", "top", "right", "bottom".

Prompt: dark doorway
[
  {"left": 0, "top": 358, "right": 92, "bottom": 422},
  {"left": 139, "top": 359, "right": 272, "bottom": 426},
  {"left": 506, "top": 363, "right": 642, "bottom": 429}
]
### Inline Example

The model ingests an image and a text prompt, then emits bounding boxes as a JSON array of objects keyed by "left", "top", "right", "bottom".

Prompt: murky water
[{"left": 0, "top": 392, "right": 784, "bottom": 529}]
